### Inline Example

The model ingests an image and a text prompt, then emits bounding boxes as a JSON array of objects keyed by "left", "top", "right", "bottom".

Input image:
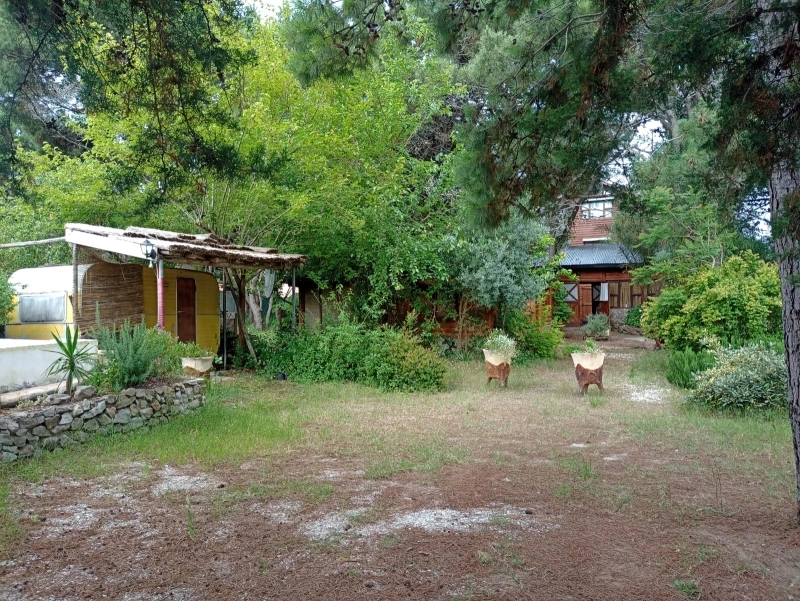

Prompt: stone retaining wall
[{"left": 0, "top": 380, "right": 206, "bottom": 462}]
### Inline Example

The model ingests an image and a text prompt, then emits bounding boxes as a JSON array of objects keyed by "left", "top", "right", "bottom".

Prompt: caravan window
[{"left": 19, "top": 294, "right": 66, "bottom": 323}]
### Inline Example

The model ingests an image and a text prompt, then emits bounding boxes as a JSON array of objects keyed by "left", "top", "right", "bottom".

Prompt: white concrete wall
[{"left": 0, "top": 339, "right": 98, "bottom": 388}]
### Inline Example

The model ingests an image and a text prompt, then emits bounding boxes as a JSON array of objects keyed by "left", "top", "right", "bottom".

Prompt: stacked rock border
[{"left": 0, "top": 380, "right": 206, "bottom": 462}]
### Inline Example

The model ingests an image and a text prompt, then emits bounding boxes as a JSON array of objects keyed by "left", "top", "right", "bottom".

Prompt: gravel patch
[
  {"left": 301, "top": 505, "right": 559, "bottom": 541},
  {"left": 150, "top": 465, "right": 220, "bottom": 496},
  {"left": 42, "top": 504, "right": 100, "bottom": 538},
  {"left": 623, "top": 384, "right": 669, "bottom": 404},
  {"left": 301, "top": 508, "right": 368, "bottom": 540},
  {"left": 359, "top": 505, "right": 558, "bottom": 537},
  {"left": 251, "top": 500, "right": 302, "bottom": 524}
]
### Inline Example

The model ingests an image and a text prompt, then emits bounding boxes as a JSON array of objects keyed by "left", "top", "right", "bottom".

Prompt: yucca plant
[{"left": 46, "top": 326, "right": 93, "bottom": 396}]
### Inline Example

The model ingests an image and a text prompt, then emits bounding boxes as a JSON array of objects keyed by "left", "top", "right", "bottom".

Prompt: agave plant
[{"left": 46, "top": 326, "right": 93, "bottom": 396}]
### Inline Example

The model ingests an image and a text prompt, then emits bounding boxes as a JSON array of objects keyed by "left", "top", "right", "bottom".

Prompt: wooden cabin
[
  {"left": 6, "top": 263, "right": 220, "bottom": 352},
  {"left": 558, "top": 195, "right": 658, "bottom": 327}
]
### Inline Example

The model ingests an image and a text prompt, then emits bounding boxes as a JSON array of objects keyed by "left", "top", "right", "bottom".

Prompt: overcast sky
[{"left": 250, "top": 0, "right": 284, "bottom": 20}]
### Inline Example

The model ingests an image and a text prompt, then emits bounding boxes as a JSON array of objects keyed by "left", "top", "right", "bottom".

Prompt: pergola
[{"left": 64, "top": 223, "right": 307, "bottom": 330}]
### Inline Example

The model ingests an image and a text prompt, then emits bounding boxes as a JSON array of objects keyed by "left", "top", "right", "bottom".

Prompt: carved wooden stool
[
  {"left": 486, "top": 361, "right": 511, "bottom": 388},
  {"left": 575, "top": 364, "right": 604, "bottom": 396}
]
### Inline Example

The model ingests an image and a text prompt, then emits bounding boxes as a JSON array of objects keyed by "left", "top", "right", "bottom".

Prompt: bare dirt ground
[{"left": 1, "top": 338, "right": 798, "bottom": 601}]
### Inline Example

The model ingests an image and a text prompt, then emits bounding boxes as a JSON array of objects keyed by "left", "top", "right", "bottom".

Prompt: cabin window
[
  {"left": 563, "top": 283, "right": 578, "bottom": 302},
  {"left": 19, "top": 294, "right": 66, "bottom": 323},
  {"left": 580, "top": 198, "right": 613, "bottom": 219}
]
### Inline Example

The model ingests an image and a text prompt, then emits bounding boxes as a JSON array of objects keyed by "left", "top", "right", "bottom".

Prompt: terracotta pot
[
  {"left": 182, "top": 356, "right": 214, "bottom": 377},
  {"left": 571, "top": 352, "right": 606, "bottom": 370}
]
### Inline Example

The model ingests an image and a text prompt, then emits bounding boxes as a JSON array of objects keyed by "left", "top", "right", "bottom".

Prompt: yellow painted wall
[
  {"left": 142, "top": 267, "right": 220, "bottom": 353},
  {"left": 6, "top": 265, "right": 220, "bottom": 354}
]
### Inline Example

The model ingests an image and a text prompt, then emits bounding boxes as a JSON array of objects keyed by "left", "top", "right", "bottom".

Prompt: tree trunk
[
  {"left": 456, "top": 294, "right": 469, "bottom": 351},
  {"left": 230, "top": 269, "right": 257, "bottom": 361},
  {"left": 769, "top": 163, "right": 800, "bottom": 521},
  {"left": 233, "top": 271, "right": 248, "bottom": 350},
  {"left": 246, "top": 291, "right": 263, "bottom": 330}
]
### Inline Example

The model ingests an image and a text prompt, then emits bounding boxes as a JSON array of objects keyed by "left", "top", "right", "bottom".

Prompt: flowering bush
[{"left": 482, "top": 329, "right": 518, "bottom": 360}]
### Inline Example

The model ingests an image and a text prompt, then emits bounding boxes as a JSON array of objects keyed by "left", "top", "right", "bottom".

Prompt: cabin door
[
  {"left": 578, "top": 284, "right": 593, "bottom": 323},
  {"left": 177, "top": 277, "right": 197, "bottom": 343}
]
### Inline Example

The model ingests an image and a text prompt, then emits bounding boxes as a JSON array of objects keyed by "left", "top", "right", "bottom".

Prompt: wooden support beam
[{"left": 0, "top": 236, "right": 66, "bottom": 249}]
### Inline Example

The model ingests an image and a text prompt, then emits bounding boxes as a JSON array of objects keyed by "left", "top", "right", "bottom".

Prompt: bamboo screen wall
[{"left": 74, "top": 257, "right": 145, "bottom": 334}]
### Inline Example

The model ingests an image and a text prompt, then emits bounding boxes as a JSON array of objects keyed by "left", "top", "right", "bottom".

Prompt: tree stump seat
[
  {"left": 575, "top": 364, "right": 604, "bottom": 396},
  {"left": 486, "top": 361, "right": 511, "bottom": 388}
]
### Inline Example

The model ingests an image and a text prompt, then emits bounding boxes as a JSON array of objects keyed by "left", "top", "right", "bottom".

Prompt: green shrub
[
  {"left": 175, "top": 341, "right": 210, "bottom": 358},
  {"left": 0, "top": 276, "right": 14, "bottom": 327},
  {"left": 505, "top": 308, "right": 564, "bottom": 360},
  {"left": 550, "top": 282, "right": 575, "bottom": 325},
  {"left": 362, "top": 330, "right": 447, "bottom": 392},
  {"left": 665, "top": 348, "right": 715, "bottom": 389},
  {"left": 641, "top": 252, "right": 781, "bottom": 349},
  {"left": 92, "top": 321, "right": 177, "bottom": 389},
  {"left": 581, "top": 313, "right": 609, "bottom": 338},
  {"left": 556, "top": 342, "right": 582, "bottom": 358},
  {"left": 250, "top": 319, "right": 446, "bottom": 393},
  {"left": 624, "top": 305, "right": 643, "bottom": 328},
  {"left": 688, "top": 342, "right": 787, "bottom": 412}
]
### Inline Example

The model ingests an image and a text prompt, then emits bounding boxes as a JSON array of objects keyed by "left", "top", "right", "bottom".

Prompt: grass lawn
[{"left": 0, "top": 347, "right": 796, "bottom": 600}]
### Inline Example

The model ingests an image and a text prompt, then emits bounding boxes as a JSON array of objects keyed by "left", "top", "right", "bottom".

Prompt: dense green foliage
[
  {"left": 0, "top": 277, "right": 13, "bottom": 327},
  {"left": 505, "top": 309, "right": 563, "bottom": 360},
  {"left": 451, "top": 215, "right": 558, "bottom": 314},
  {"left": 1, "top": 0, "right": 256, "bottom": 188},
  {"left": 92, "top": 322, "right": 181, "bottom": 390},
  {"left": 641, "top": 253, "right": 782, "bottom": 349},
  {"left": 665, "top": 348, "right": 715, "bottom": 390},
  {"left": 550, "top": 282, "right": 575, "bottom": 327},
  {"left": 688, "top": 343, "right": 788, "bottom": 413},
  {"left": 613, "top": 110, "right": 771, "bottom": 288},
  {"left": 250, "top": 321, "right": 446, "bottom": 393},
  {"left": 624, "top": 305, "right": 643, "bottom": 328}
]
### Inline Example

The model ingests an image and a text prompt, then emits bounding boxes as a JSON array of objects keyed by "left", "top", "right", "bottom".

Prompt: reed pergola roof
[{"left": 64, "top": 223, "right": 307, "bottom": 270}]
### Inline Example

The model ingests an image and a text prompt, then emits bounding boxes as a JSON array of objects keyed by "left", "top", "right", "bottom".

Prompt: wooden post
[
  {"left": 156, "top": 258, "right": 165, "bottom": 330},
  {"left": 292, "top": 267, "right": 297, "bottom": 333},
  {"left": 72, "top": 244, "right": 79, "bottom": 328},
  {"left": 222, "top": 269, "right": 227, "bottom": 371}
]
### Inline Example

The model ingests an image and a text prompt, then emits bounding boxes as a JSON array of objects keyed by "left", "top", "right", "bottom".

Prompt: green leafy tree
[
  {"left": 614, "top": 108, "right": 770, "bottom": 286},
  {"left": 1, "top": 0, "right": 257, "bottom": 194},
  {"left": 439, "top": 213, "right": 560, "bottom": 347}
]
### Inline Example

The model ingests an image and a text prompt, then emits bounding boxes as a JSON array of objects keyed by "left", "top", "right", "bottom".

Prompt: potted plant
[
  {"left": 570, "top": 338, "right": 606, "bottom": 370},
  {"left": 482, "top": 330, "right": 517, "bottom": 387},
  {"left": 178, "top": 342, "right": 215, "bottom": 377},
  {"left": 582, "top": 313, "right": 610, "bottom": 340}
]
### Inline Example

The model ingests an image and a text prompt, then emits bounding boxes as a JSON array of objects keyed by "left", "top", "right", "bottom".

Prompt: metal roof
[
  {"left": 560, "top": 243, "right": 642, "bottom": 268},
  {"left": 64, "top": 224, "right": 307, "bottom": 270}
]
